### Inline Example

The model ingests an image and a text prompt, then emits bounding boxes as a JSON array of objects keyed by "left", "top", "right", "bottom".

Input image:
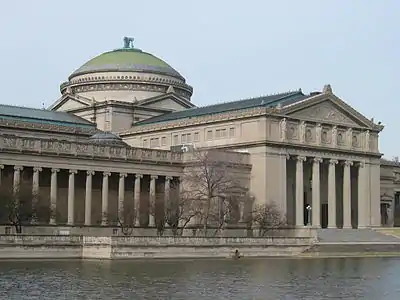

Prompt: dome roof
[
  {"left": 88, "top": 132, "right": 128, "bottom": 146},
  {"left": 69, "top": 46, "right": 184, "bottom": 80}
]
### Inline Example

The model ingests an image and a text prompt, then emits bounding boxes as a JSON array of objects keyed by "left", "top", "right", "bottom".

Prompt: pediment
[
  {"left": 137, "top": 93, "right": 195, "bottom": 112},
  {"left": 49, "top": 94, "right": 92, "bottom": 112},
  {"left": 283, "top": 95, "right": 379, "bottom": 129},
  {"left": 288, "top": 100, "right": 362, "bottom": 126}
]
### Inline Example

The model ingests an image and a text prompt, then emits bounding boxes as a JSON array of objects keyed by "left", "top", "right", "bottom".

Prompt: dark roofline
[{"left": 134, "top": 90, "right": 307, "bottom": 126}]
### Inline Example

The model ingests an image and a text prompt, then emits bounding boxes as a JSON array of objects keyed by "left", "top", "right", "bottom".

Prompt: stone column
[
  {"left": 343, "top": 160, "right": 353, "bottom": 228},
  {"left": 101, "top": 171, "right": 111, "bottom": 226},
  {"left": 164, "top": 176, "right": 172, "bottom": 226},
  {"left": 149, "top": 175, "right": 158, "bottom": 227},
  {"left": 31, "top": 167, "right": 42, "bottom": 224},
  {"left": 295, "top": 156, "right": 306, "bottom": 227},
  {"left": 0, "top": 165, "right": 4, "bottom": 186},
  {"left": 67, "top": 169, "right": 77, "bottom": 226},
  {"left": 357, "top": 161, "right": 367, "bottom": 228},
  {"left": 118, "top": 173, "right": 127, "bottom": 223},
  {"left": 49, "top": 168, "right": 60, "bottom": 225},
  {"left": 312, "top": 157, "right": 322, "bottom": 228},
  {"left": 84, "top": 170, "right": 94, "bottom": 226},
  {"left": 327, "top": 159, "right": 338, "bottom": 228},
  {"left": 13, "top": 166, "right": 23, "bottom": 195},
  {"left": 134, "top": 174, "right": 142, "bottom": 226}
]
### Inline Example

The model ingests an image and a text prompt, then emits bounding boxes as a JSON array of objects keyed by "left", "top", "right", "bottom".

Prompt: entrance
[{"left": 395, "top": 193, "right": 400, "bottom": 227}]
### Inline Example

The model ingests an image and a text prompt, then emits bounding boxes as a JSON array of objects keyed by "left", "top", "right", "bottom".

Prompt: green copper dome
[{"left": 69, "top": 44, "right": 184, "bottom": 80}]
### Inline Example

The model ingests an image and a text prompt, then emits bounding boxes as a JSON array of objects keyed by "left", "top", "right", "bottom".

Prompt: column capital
[
  {"left": 51, "top": 168, "right": 60, "bottom": 173},
  {"left": 14, "top": 165, "right": 23, "bottom": 171},
  {"left": 165, "top": 176, "right": 173, "bottom": 181},
  {"left": 69, "top": 169, "right": 78, "bottom": 174},
  {"left": 103, "top": 171, "right": 111, "bottom": 177},
  {"left": 0, "top": 165, "right": 4, "bottom": 170},
  {"left": 119, "top": 173, "right": 128, "bottom": 178},
  {"left": 296, "top": 155, "right": 307, "bottom": 162},
  {"left": 33, "top": 167, "right": 43, "bottom": 172},
  {"left": 150, "top": 175, "right": 158, "bottom": 180},
  {"left": 135, "top": 174, "right": 143, "bottom": 179},
  {"left": 329, "top": 159, "right": 338, "bottom": 165},
  {"left": 313, "top": 157, "right": 323, "bottom": 164},
  {"left": 343, "top": 160, "right": 353, "bottom": 167},
  {"left": 358, "top": 161, "right": 366, "bottom": 168},
  {"left": 86, "top": 170, "right": 95, "bottom": 176}
]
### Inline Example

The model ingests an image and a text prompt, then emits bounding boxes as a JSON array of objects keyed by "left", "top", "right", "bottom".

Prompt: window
[
  {"left": 181, "top": 134, "right": 187, "bottom": 143},
  {"left": 143, "top": 139, "right": 149, "bottom": 148},
  {"left": 229, "top": 127, "right": 235, "bottom": 137},
  {"left": 215, "top": 129, "right": 221, "bottom": 138},
  {"left": 173, "top": 135, "right": 178, "bottom": 145},
  {"left": 150, "top": 138, "right": 159, "bottom": 148},
  {"left": 221, "top": 129, "right": 227, "bottom": 138},
  {"left": 206, "top": 130, "right": 213, "bottom": 140},
  {"left": 161, "top": 136, "right": 167, "bottom": 146},
  {"left": 194, "top": 132, "right": 200, "bottom": 142},
  {"left": 187, "top": 133, "right": 192, "bottom": 143}
]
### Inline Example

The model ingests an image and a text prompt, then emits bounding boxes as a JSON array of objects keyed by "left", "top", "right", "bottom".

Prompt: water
[{"left": 0, "top": 257, "right": 399, "bottom": 299}]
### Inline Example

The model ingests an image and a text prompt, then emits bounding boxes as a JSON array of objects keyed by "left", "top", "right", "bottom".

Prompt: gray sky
[{"left": 0, "top": 1, "right": 398, "bottom": 158}]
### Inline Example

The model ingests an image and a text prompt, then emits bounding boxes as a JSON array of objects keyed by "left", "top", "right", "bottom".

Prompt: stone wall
[{"left": 0, "top": 235, "right": 314, "bottom": 260}]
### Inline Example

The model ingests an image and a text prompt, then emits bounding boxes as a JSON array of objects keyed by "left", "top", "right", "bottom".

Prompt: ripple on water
[{"left": 0, "top": 257, "right": 399, "bottom": 299}]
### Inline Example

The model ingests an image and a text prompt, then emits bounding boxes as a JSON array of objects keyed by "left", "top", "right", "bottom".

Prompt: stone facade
[{"left": 1, "top": 40, "right": 399, "bottom": 232}]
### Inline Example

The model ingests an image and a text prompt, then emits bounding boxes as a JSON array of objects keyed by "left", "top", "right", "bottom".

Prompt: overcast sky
[{"left": 0, "top": 1, "right": 398, "bottom": 158}]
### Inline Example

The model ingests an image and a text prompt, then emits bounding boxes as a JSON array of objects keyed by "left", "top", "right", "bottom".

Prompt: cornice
[{"left": 0, "top": 117, "right": 97, "bottom": 135}]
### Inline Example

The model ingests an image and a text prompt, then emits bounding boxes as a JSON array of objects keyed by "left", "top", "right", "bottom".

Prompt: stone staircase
[{"left": 374, "top": 228, "right": 400, "bottom": 238}]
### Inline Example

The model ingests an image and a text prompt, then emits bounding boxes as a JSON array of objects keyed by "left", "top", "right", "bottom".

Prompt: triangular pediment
[
  {"left": 137, "top": 93, "right": 196, "bottom": 112},
  {"left": 282, "top": 94, "right": 381, "bottom": 130},
  {"left": 49, "top": 94, "right": 92, "bottom": 112}
]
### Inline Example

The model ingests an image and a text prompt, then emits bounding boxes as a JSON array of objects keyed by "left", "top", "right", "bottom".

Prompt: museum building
[{"left": 0, "top": 37, "right": 399, "bottom": 230}]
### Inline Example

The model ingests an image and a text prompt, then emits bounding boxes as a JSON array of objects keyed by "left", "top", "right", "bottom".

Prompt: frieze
[
  {"left": 352, "top": 131, "right": 361, "bottom": 148},
  {"left": 0, "top": 135, "right": 183, "bottom": 164},
  {"left": 0, "top": 117, "right": 97, "bottom": 135},
  {"left": 321, "top": 126, "right": 331, "bottom": 144}
]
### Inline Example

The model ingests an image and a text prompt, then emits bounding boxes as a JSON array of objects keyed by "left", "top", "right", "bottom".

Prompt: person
[{"left": 234, "top": 249, "right": 241, "bottom": 259}]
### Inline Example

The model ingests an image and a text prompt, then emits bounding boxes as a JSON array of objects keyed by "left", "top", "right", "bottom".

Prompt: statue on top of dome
[{"left": 123, "top": 37, "right": 135, "bottom": 49}]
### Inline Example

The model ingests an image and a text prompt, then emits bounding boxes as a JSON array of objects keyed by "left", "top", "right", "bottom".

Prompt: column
[
  {"left": 312, "top": 157, "right": 322, "bottom": 228},
  {"left": 49, "top": 168, "right": 60, "bottom": 225},
  {"left": 67, "top": 169, "right": 77, "bottom": 226},
  {"left": 31, "top": 167, "right": 42, "bottom": 224},
  {"left": 295, "top": 156, "right": 306, "bottom": 226},
  {"left": 327, "top": 159, "right": 338, "bottom": 228},
  {"left": 134, "top": 174, "right": 142, "bottom": 226},
  {"left": 343, "top": 160, "right": 353, "bottom": 228},
  {"left": 84, "top": 170, "right": 94, "bottom": 226},
  {"left": 101, "top": 171, "right": 111, "bottom": 226},
  {"left": 118, "top": 173, "right": 127, "bottom": 223},
  {"left": 164, "top": 176, "right": 172, "bottom": 226},
  {"left": 149, "top": 175, "right": 158, "bottom": 227},
  {"left": 0, "top": 165, "right": 4, "bottom": 186},
  {"left": 13, "top": 166, "right": 23, "bottom": 195},
  {"left": 357, "top": 161, "right": 367, "bottom": 228}
]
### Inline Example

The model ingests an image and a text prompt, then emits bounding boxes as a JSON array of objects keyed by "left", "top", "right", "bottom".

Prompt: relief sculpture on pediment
[{"left": 290, "top": 101, "right": 359, "bottom": 126}]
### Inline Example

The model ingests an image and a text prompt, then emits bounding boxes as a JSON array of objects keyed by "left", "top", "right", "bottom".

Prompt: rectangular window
[
  {"left": 229, "top": 127, "right": 235, "bottom": 137},
  {"left": 143, "top": 139, "right": 148, "bottom": 148},
  {"left": 221, "top": 129, "right": 227, "bottom": 137},
  {"left": 150, "top": 138, "right": 159, "bottom": 148},
  {"left": 194, "top": 132, "right": 200, "bottom": 142},
  {"left": 173, "top": 135, "right": 178, "bottom": 145},
  {"left": 161, "top": 137, "right": 167, "bottom": 146},
  {"left": 187, "top": 133, "right": 192, "bottom": 143},
  {"left": 206, "top": 130, "right": 213, "bottom": 140},
  {"left": 181, "top": 134, "right": 187, "bottom": 143}
]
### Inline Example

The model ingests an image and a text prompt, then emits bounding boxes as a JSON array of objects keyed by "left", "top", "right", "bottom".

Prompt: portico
[{"left": 286, "top": 154, "right": 372, "bottom": 229}]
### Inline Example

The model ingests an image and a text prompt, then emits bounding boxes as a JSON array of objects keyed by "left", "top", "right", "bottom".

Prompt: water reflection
[{"left": 0, "top": 257, "right": 399, "bottom": 299}]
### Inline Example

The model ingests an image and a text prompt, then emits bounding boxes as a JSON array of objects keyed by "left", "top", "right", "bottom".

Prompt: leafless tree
[
  {"left": 180, "top": 149, "right": 249, "bottom": 235},
  {"left": 0, "top": 184, "right": 49, "bottom": 233},
  {"left": 252, "top": 202, "right": 286, "bottom": 236}
]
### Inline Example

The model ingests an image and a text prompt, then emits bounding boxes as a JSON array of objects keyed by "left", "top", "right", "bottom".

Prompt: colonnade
[
  {"left": 1, "top": 164, "right": 177, "bottom": 227},
  {"left": 291, "top": 155, "right": 368, "bottom": 228}
]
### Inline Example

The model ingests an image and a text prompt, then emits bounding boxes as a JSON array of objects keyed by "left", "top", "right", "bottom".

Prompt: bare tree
[
  {"left": 252, "top": 202, "right": 286, "bottom": 236},
  {"left": 0, "top": 184, "right": 49, "bottom": 233},
  {"left": 180, "top": 149, "right": 249, "bottom": 235}
]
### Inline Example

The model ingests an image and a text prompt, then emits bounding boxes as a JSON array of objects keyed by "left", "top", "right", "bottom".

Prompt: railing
[{"left": 0, "top": 134, "right": 183, "bottom": 163}]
